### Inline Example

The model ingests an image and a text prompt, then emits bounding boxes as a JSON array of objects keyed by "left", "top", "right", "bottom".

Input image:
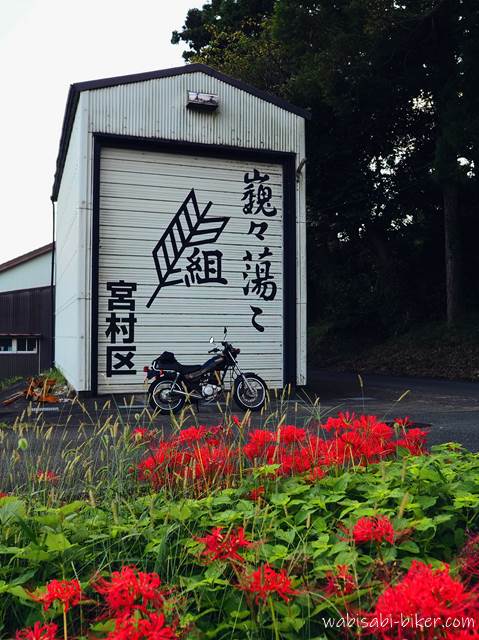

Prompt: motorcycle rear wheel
[
  {"left": 148, "top": 376, "right": 186, "bottom": 415},
  {"left": 233, "top": 372, "right": 267, "bottom": 412}
]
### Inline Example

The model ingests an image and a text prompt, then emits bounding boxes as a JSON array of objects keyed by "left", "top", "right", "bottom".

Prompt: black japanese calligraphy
[
  {"left": 106, "top": 346, "right": 136, "bottom": 376},
  {"left": 105, "top": 280, "right": 137, "bottom": 376},
  {"left": 107, "top": 280, "right": 137, "bottom": 311},
  {"left": 242, "top": 169, "right": 277, "bottom": 217},
  {"left": 184, "top": 248, "right": 228, "bottom": 287},
  {"left": 247, "top": 220, "right": 269, "bottom": 240},
  {"left": 105, "top": 313, "right": 136, "bottom": 344},
  {"left": 242, "top": 249, "right": 277, "bottom": 301},
  {"left": 250, "top": 306, "right": 265, "bottom": 332}
]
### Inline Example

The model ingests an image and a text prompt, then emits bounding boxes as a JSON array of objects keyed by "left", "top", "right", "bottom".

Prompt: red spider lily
[
  {"left": 240, "top": 564, "right": 298, "bottom": 603},
  {"left": 31, "top": 579, "right": 82, "bottom": 612},
  {"left": 16, "top": 622, "right": 59, "bottom": 640},
  {"left": 137, "top": 425, "right": 236, "bottom": 490},
  {"left": 0, "top": 492, "right": 8, "bottom": 498},
  {"left": 232, "top": 415, "right": 242, "bottom": 426},
  {"left": 93, "top": 566, "right": 166, "bottom": 616},
  {"left": 36, "top": 470, "right": 59, "bottom": 483},
  {"left": 174, "top": 425, "right": 223, "bottom": 446},
  {"left": 248, "top": 486, "right": 265, "bottom": 501},
  {"left": 196, "top": 527, "right": 252, "bottom": 563},
  {"left": 107, "top": 612, "right": 177, "bottom": 639},
  {"left": 243, "top": 429, "right": 275, "bottom": 459},
  {"left": 324, "top": 565, "right": 357, "bottom": 596},
  {"left": 278, "top": 425, "right": 306, "bottom": 444},
  {"left": 353, "top": 516, "right": 395, "bottom": 545},
  {"left": 395, "top": 427, "right": 429, "bottom": 455},
  {"left": 322, "top": 412, "right": 356, "bottom": 432},
  {"left": 365, "top": 561, "right": 479, "bottom": 638}
]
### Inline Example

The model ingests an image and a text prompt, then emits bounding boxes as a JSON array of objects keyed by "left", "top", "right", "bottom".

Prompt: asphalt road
[
  {"left": 307, "top": 369, "right": 479, "bottom": 451},
  {"left": 1, "top": 369, "right": 479, "bottom": 451}
]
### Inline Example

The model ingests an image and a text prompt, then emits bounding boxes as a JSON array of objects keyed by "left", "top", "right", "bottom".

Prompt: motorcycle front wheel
[
  {"left": 233, "top": 372, "right": 267, "bottom": 412},
  {"left": 148, "top": 376, "right": 186, "bottom": 415}
]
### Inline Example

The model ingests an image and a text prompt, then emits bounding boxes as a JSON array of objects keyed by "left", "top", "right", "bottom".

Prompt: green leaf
[
  {"left": 275, "top": 528, "right": 296, "bottom": 544},
  {"left": 168, "top": 503, "right": 192, "bottom": 522},
  {"left": 398, "top": 541, "right": 420, "bottom": 554},
  {"left": 44, "top": 532, "right": 73, "bottom": 552},
  {"left": 0, "top": 499, "right": 26, "bottom": 524},
  {"left": 270, "top": 493, "right": 290, "bottom": 506},
  {"left": 205, "top": 561, "right": 227, "bottom": 581}
]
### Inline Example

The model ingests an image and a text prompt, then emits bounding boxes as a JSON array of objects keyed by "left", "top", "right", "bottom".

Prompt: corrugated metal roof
[{"left": 51, "top": 64, "right": 310, "bottom": 202}]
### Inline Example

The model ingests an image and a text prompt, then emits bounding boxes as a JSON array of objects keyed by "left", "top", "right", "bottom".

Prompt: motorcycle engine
[{"left": 201, "top": 383, "right": 221, "bottom": 400}]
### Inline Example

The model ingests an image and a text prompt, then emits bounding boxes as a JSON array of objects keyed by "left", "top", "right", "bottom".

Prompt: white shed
[{"left": 52, "top": 64, "right": 308, "bottom": 395}]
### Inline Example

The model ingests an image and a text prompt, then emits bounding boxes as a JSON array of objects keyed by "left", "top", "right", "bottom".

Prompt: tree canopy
[{"left": 173, "top": 0, "right": 479, "bottom": 339}]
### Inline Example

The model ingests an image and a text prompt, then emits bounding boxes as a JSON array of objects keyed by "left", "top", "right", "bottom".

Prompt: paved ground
[
  {"left": 308, "top": 370, "right": 479, "bottom": 451},
  {"left": 1, "top": 369, "right": 479, "bottom": 450}
]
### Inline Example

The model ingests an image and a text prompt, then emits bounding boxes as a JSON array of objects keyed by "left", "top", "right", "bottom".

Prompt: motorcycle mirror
[{"left": 209, "top": 337, "right": 214, "bottom": 344}]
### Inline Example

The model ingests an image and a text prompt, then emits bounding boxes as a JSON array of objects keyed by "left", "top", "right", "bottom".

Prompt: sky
[{"left": 0, "top": 0, "right": 204, "bottom": 264}]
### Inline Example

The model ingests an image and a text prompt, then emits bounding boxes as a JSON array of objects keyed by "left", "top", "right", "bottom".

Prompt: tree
[{"left": 173, "top": 0, "right": 479, "bottom": 329}]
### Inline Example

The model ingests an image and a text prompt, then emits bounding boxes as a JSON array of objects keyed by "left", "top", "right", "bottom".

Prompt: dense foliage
[
  {"left": 1, "top": 416, "right": 479, "bottom": 638},
  {"left": 173, "top": 0, "right": 479, "bottom": 339}
]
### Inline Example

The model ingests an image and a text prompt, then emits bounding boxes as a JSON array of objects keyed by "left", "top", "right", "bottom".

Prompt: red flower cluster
[
  {"left": 136, "top": 415, "right": 428, "bottom": 490},
  {"left": 243, "top": 426, "right": 314, "bottom": 475},
  {"left": 137, "top": 425, "right": 235, "bottom": 490},
  {"left": 106, "top": 612, "right": 177, "bottom": 639},
  {"left": 240, "top": 564, "right": 298, "bottom": 603},
  {"left": 241, "top": 415, "right": 426, "bottom": 476},
  {"left": 93, "top": 565, "right": 166, "bottom": 617},
  {"left": 368, "top": 561, "right": 479, "bottom": 638},
  {"left": 0, "top": 491, "right": 8, "bottom": 498},
  {"left": 395, "top": 427, "right": 429, "bottom": 455},
  {"left": 16, "top": 623, "right": 58, "bottom": 640},
  {"left": 36, "top": 470, "right": 59, "bottom": 483},
  {"left": 196, "top": 527, "right": 252, "bottom": 563},
  {"left": 32, "top": 578, "right": 82, "bottom": 612},
  {"left": 352, "top": 516, "right": 395, "bottom": 545},
  {"left": 325, "top": 565, "right": 357, "bottom": 596}
]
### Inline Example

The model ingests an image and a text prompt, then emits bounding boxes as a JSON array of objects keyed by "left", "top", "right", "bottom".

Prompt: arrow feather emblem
[{"left": 146, "top": 189, "right": 230, "bottom": 308}]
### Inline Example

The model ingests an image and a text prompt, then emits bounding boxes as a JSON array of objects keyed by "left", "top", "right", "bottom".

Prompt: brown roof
[{"left": 0, "top": 243, "right": 54, "bottom": 274}]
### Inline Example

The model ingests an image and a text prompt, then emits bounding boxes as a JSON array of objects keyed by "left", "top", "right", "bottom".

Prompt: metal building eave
[{"left": 50, "top": 63, "right": 311, "bottom": 202}]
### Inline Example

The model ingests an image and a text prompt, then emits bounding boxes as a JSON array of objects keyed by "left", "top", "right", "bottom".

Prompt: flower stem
[
  {"left": 63, "top": 605, "right": 68, "bottom": 640},
  {"left": 269, "top": 597, "right": 280, "bottom": 640}
]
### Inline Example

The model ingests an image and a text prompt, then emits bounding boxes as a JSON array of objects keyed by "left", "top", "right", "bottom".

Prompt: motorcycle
[{"left": 144, "top": 328, "right": 268, "bottom": 414}]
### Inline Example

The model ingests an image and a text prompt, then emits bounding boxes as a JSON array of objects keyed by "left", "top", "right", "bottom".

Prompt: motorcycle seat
[{"left": 176, "top": 362, "right": 203, "bottom": 374}]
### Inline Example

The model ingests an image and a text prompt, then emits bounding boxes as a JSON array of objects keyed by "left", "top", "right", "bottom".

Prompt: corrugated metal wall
[
  {"left": 88, "top": 74, "right": 304, "bottom": 153},
  {"left": 56, "top": 70, "right": 307, "bottom": 392},
  {"left": 0, "top": 287, "right": 52, "bottom": 379}
]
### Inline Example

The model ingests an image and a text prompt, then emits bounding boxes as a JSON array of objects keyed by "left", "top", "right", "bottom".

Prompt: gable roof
[
  {"left": 0, "top": 243, "right": 54, "bottom": 274},
  {"left": 51, "top": 63, "right": 310, "bottom": 201}
]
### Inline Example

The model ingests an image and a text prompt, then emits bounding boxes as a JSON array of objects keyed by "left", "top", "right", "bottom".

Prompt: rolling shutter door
[{"left": 97, "top": 146, "right": 284, "bottom": 394}]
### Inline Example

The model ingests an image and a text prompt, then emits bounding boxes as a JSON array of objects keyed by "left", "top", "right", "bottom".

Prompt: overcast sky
[{"left": 0, "top": 0, "right": 204, "bottom": 264}]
